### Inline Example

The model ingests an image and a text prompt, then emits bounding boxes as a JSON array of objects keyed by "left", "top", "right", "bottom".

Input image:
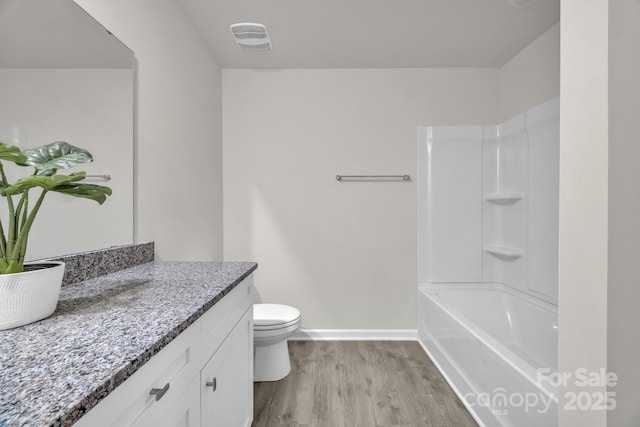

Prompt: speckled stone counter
[
  {"left": 46, "top": 242, "right": 155, "bottom": 286},
  {"left": 0, "top": 261, "right": 257, "bottom": 427}
]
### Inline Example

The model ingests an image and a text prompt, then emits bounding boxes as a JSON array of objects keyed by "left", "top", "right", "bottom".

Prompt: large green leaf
[
  {"left": 0, "top": 142, "right": 28, "bottom": 164},
  {"left": 0, "top": 172, "right": 87, "bottom": 195},
  {"left": 50, "top": 183, "right": 112, "bottom": 204},
  {"left": 23, "top": 141, "right": 93, "bottom": 171}
]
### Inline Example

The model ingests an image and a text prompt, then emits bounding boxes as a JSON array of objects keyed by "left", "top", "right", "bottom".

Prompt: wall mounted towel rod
[
  {"left": 84, "top": 174, "right": 112, "bottom": 182},
  {"left": 335, "top": 174, "right": 410, "bottom": 181}
]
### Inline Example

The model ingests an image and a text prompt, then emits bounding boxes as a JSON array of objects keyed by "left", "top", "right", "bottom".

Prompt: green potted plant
[{"left": 0, "top": 140, "right": 112, "bottom": 330}]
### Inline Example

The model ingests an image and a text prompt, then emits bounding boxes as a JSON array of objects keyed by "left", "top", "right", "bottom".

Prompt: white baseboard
[{"left": 290, "top": 329, "right": 418, "bottom": 341}]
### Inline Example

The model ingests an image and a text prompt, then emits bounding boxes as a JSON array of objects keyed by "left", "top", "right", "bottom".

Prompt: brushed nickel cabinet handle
[
  {"left": 149, "top": 383, "right": 170, "bottom": 401},
  {"left": 206, "top": 377, "right": 217, "bottom": 391}
]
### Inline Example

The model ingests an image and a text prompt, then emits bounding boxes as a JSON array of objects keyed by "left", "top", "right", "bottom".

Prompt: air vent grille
[{"left": 230, "top": 23, "right": 272, "bottom": 51}]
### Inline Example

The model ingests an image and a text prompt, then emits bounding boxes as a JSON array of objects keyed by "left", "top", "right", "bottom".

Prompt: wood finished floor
[{"left": 252, "top": 341, "right": 477, "bottom": 427}]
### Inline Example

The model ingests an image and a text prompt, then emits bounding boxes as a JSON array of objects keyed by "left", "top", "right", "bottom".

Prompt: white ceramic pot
[{"left": 0, "top": 261, "right": 65, "bottom": 330}]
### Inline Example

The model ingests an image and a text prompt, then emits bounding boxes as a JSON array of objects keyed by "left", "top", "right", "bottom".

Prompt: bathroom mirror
[{"left": 0, "top": 0, "right": 135, "bottom": 260}]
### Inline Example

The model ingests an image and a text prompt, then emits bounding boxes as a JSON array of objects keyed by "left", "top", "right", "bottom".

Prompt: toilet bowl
[{"left": 253, "top": 303, "right": 301, "bottom": 382}]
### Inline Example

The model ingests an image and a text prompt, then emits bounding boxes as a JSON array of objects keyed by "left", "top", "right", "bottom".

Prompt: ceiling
[
  {"left": 177, "top": 0, "right": 560, "bottom": 69},
  {"left": 0, "top": 0, "right": 133, "bottom": 68}
]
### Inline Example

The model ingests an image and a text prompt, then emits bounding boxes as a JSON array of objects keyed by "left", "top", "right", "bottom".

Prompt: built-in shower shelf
[
  {"left": 483, "top": 193, "right": 523, "bottom": 205},
  {"left": 484, "top": 246, "right": 524, "bottom": 259}
]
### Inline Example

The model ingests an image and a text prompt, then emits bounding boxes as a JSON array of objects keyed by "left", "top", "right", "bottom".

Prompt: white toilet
[{"left": 253, "top": 303, "right": 301, "bottom": 382}]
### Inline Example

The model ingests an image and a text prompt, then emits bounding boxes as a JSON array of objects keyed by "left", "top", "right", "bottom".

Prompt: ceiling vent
[{"left": 230, "top": 23, "right": 272, "bottom": 52}]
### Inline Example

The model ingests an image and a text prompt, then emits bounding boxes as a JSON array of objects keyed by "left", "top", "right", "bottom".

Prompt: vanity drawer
[
  {"left": 75, "top": 321, "right": 202, "bottom": 427},
  {"left": 200, "top": 275, "right": 252, "bottom": 366}
]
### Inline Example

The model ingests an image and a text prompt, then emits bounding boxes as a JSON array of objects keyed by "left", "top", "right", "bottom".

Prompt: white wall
[
  {"left": 223, "top": 68, "right": 498, "bottom": 329},
  {"left": 608, "top": 1, "right": 640, "bottom": 425},
  {"left": 74, "top": 0, "right": 224, "bottom": 261},
  {"left": 558, "top": 1, "right": 609, "bottom": 426},
  {"left": 499, "top": 22, "right": 560, "bottom": 121},
  {"left": 0, "top": 68, "right": 133, "bottom": 260}
]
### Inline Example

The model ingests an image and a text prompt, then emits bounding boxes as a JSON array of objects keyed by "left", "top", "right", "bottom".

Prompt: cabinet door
[
  {"left": 201, "top": 277, "right": 252, "bottom": 363},
  {"left": 201, "top": 307, "right": 253, "bottom": 427}
]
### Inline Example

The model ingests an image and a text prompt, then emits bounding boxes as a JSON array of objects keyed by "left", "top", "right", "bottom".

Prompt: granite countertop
[{"left": 0, "top": 261, "right": 257, "bottom": 427}]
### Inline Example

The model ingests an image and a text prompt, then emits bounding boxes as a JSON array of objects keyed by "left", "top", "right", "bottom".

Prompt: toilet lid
[{"left": 254, "top": 304, "right": 300, "bottom": 327}]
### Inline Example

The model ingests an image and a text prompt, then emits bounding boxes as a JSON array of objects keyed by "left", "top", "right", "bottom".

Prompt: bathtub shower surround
[{"left": 417, "top": 98, "right": 559, "bottom": 427}]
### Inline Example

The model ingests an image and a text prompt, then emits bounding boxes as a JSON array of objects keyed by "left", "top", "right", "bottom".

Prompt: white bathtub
[{"left": 418, "top": 283, "right": 558, "bottom": 427}]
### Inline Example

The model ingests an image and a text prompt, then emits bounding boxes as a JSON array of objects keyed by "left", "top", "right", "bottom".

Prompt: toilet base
[{"left": 254, "top": 340, "right": 291, "bottom": 382}]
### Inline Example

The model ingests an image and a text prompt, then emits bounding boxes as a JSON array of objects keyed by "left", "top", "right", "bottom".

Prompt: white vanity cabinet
[
  {"left": 201, "top": 308, "right": 253, "bottom": 427},
  {"left": 75, "top": 276, "right": 253, "bottom": 427}
]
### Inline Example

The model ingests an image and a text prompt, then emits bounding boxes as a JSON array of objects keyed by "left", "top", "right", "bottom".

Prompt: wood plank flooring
[{"left": 253, "top": 341, "right": 477, "bottom": 427}]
